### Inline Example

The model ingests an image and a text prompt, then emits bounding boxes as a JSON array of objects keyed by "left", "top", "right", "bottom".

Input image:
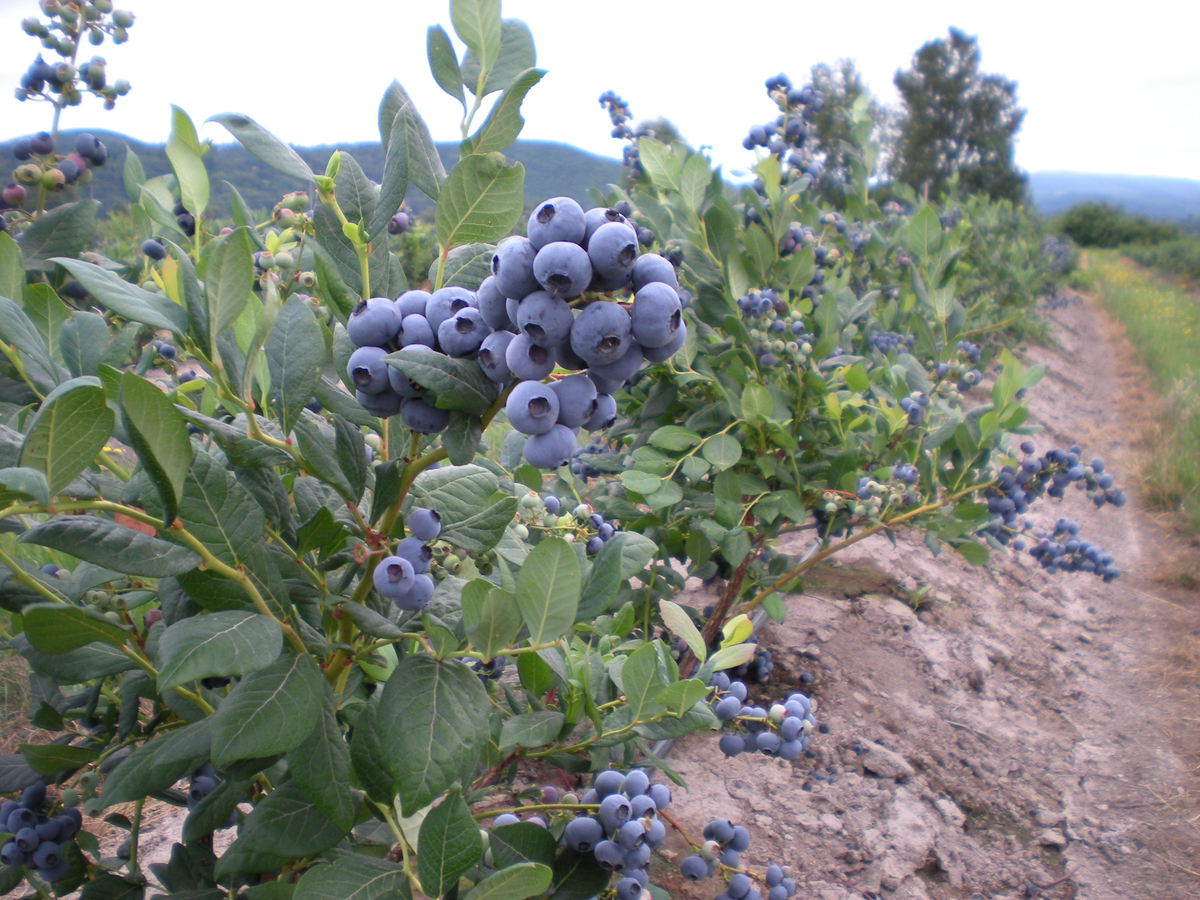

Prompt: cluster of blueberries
[
  {"left": 0, "top": 782, "right": 81, "bottom": 883},
  {"left": 744, "top": 72, "right": 824, "bottom": 182},
  {"left": 345, "top": 195, "right": 686, "bottom": 470},
  {"left": 980, "top": 442, "right": 1124, "bottom": 580},
  {"left": 513, "top": 494, "right": 621, "bottom": 557},
  {"left": 867, "top": 331, "right": 916, "bottom": 354},
  {"left": 735, "top": 290, "right": 818, "bottom": 370},
  {"left": 552, "top": 768, "right": 669, "bottom": 898},
  {"left": 931, "top": 341, "right": 984, "bottom": 395},
  {"left": 854, "top": 464, "right": 921, "bottom": 513},
  {"left": 596, "top": 91, "right": 664, "bottom": 196},
  {"left": 898, "top": 391, "right": 930, "bottom": 426},
  {"left": 371, "top": 507, "right": 441, "bottom": 611},
  {"left": 679, "top": 818, "right": 798, "bottom": 900},
  {"left": 709, "top": 672, "right": 815, "bottom": 761},
  {"left": 7, "top": 130, "right": 109, "bottom": 199},
  {"left": 568, "top": 441, "right": 615, "bottom": 482},
  {"left": 728, "top": 641, "right": 774, "bottom": 685}
]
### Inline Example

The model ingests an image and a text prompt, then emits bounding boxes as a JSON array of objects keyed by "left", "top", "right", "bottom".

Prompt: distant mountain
[
  {"left": 0, "top": 129, "right": 625, "bottom": 218},
  {"left": 1028, "top": 171, "right": 1200, "bottom": 222}
]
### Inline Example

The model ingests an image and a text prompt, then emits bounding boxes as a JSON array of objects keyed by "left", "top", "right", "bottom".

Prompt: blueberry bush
[{"left": 0, "top": 2, "right": 1119, "bottom": 899}]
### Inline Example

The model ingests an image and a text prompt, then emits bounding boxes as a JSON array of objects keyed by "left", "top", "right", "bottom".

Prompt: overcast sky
[{"left": 0, "top": 0, "right": 1197, "bottom": 182}]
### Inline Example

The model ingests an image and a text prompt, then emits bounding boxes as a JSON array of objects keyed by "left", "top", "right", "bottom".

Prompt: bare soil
[{"left": 657, "top": 293, "right": 1200, "bottom": 900}]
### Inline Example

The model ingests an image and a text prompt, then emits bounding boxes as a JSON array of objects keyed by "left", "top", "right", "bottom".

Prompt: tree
[
  {"left": 890, "top": 28, "right": 1027, "bottom": 203},
  {"left": 807, "top": 59, "right": 892, "bottom": 201}
]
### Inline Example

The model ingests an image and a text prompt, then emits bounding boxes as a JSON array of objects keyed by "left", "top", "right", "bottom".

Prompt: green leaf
[
  {"left": 461, "top": 19, "right": 536, "bottom": 97},
  {"left": 443, "top": 411, "right": 482, "bottom": 466},
  {"left": 462, "top": 581, "right": 521, "bottom": 659},
  {"left": 408, "top": 464, "right": 516, "bottom": 553},
  {"left": 182, "top": 773, "right": 253, "bottom": 842},
  {"left": 906, "top": 205, "right": 941, "bottom": 262},
  {"left": 426, "top": 242, "right": 495, "bottom": 290},
  {"left": 451, "top": 0, "right": 502, "bottom": 88},
  {"left": 294, "top": 417, "right": 355, "bottom": 503},
  {"left": 463, "top": 863, "right": 552, "bottom": 900},
  {"left": 619, "top": 470, "right": 661, "bottom": 495},
  {"left": 294, "top": 854, "right": 410, "bottom": 900},
  {"left": 706, "top": 642, "right": 757, "bottom": 672},
  {"left": 167, "top": 106, "right": 210, "bottom": 217},
  {"left": 210, "top": 652, "right": 325, "bottom": 766},
  {"left": 0, "top": 232, "right": 23, "bottom": 304},
  {"left": 679, "top": 151, "right": 711, "bottom": 213},
  {"left": 621, "top": 641, "right": 668, "bottom": 721},
  {"left": 0, "top": 754, "right": 40, "bottom": 793},
  {"left": 122, "top": 145, "right": 145, "bottom": 204},
  {"left": 216, "top": 781, "right": 346, "bottom": 876},
  {"left": 657, "top": 678, "right": 709, "bottom": 716},
  {"left": 120, "top": 372, "right": 193, "bottom": 527},
  {"left": 647, "top": 426, "right": 700, "bottom": 452},
  {"left": 379, "top": 82, "right": 445, "bottom": 202},
  {"left": 658, "top": 600, "right": 705, "bottom": 664},
  {"left": 19, "top": 200, "right": 99, "bottom": 263},
  {"left": 385, "top": 348, "right": 497, "bottom": 416},
  {"left": 290, "top": 690, "right": 356, "bottom": 831},
  {"left": 377, "top": 655, "right": 491, "bottom": 815},
  {"left": 427, "top": 24, "right": 466, "bottom": 108},
  {"left": 466, "top": 68, "right": 545, "bottom": 156},
  {"left": 367, "top": 109, "right": 410, "bottom": 241},
  {"left": 173, "top": 450, "right": 264, "bottom": 564},
  {"left": 550, "top": 850, "right": 609, "bottom": 900},
  {"left": 0, "top": 296, "right": 62, "bottom": 388},
  {"left": 636, "top": 138, "right": 680, "bottom": 190},
  {"left": 22, "top": 603, "right": 129, "bottom": 653},
  {"left": 514, "top": 537, "right": 580, "bottom": 645},
  {"left": 742, "top": 223, "right": 775, "bottom": 280},
  {"left": 207, "top": 113, "right": 315, "bottom": 183},
  {"left": 23, "top": 384, "right": 104, "bottom": 472},
  {"left": 499, "top": 711, "right": 563, "bottom": 751},
  {"left": 78, "top": 873, "right": 144, "bottom": 900},
  {"left": 435, "top": 153, "right": 525, "bottom": 249},
  {"left": 157, "top": 610, "right": 282, "bottom": 691},
  {"left": 418, "top": 789, "right": 483, "bottom": 897},
  {"left": 701, "top": 434, "right": 741, "bottom": 470},
  {"left": 24, "top": 282, "right": 71, "bottom": 357},
  {"left": 204, "top": 227, "right": 256, "bottom": 345},
  {"left": 954, "top": 541, "right": 989, "bottom": 566},
  {"left": 266, "top": 295, "right": 325, "bottom": 436},
  {"left": 51, "top": 258, "right": 187, "bottom": 334},
  {"left": 334, "top": 152, "right": 377, "bottom": 226},
  {"left": 18, "top": 742, "right": 98, "bottom": 776},
  {"left": 59, "top": 310, "right": 109, "bottom": 378},
  {"left": 100, "top": 721, "right": 210, "bottom": 807},
  {"left": 740, "top": 383, "right": 773, "bottom": 424},
  {"left": 577, "top": 532, "right": 655, "bottom": 620},
  {"left": 0, "top": 466, "right": 49, "bottom": 507},
  {"left": 20, "top": 516, "right": 199, "bottom": 576},
  {"left": 333, "top": 415, "right": 368, "bottom": 505},
  {"left": 991, "top": 348, "right": 1024, "bottom": 408}
]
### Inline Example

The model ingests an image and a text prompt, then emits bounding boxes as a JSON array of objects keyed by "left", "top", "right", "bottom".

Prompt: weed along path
[{"left": 660, "top": 294, "right": 1200, "bottom": 900}]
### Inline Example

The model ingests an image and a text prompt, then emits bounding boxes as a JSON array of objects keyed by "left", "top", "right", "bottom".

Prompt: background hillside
[{"left": 5, "top": 131, "right": 1198, "bottom": 225}]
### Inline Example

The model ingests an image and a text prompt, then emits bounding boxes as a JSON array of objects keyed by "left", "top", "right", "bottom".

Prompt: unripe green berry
[
  {"left": 83, "top": 798, "right": 103, "bottom": 817},
  {"left": 42, "top": 168, "right": 66, "bottom": 191},
  {"left": 274, "top": 250, "right": 294, "bottom": 269},
  {"left": 514, "top": 524, "right": 529, "bottom": 540},
  {"left": 61, "top": 788, "right": 78, "bottom": 807},
  {"left": 112, "top": 9, "right": 134, "bottom": 27}
]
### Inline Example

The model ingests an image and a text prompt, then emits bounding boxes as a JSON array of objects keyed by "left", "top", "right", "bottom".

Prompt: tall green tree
[
  {"left": 890, "top": 28, "right": 1027, "bottom": 202},
  {"left": 807, "top": 59, "right": 892, "bottom": 203}
]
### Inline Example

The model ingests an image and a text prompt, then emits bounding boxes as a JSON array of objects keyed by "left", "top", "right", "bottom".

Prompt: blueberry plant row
[{"left": 0, "top": 1, "right": 1112, "bottom": 899}]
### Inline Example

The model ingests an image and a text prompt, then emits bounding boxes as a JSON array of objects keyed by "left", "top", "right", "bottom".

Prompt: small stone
[{"left": 1039, "top": 828, "right": 1068, "bottom": 848}]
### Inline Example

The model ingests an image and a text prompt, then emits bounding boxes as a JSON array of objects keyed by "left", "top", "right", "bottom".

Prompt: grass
[{"left": 1088, "top": 251, "right": 1200, "bottom": 531}]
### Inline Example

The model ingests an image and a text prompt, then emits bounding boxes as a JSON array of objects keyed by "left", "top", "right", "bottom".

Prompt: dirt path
[{"left": 661, "top": 293, "right": 1200, "bottom": 900}]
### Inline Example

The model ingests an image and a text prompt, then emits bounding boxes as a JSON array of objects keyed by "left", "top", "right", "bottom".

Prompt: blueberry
[
  {"left": 347, "top": 297, "right": 402, "bottom": 348},
  {"left": 401, "top": 398, "right": 449, "bottom": 433},
  {"left": 766, "top": 864, "right": 783, "bottom": 887},
  {"left": 630, "top": 253, "right": 679, "bottom": 292},
  {"left": 583, "top": 206, "right": 630, "bottom": 247},
  {"left": 12, "top": 138, "right": 32, "bottom": 161},
  {"left": 589, "top": 343, "right": 643, "bottom": 384},
  {"left": 517, "top": 290, "right": 574, "bottom": 347},
  {"left": 718, "top": 733, "right": 745, "bottom": 757},
  {"left": 398, "top": 314, "right": 435, "bottom": 348},
  {"left": 550, "top": 374, "right": 599, "bottom": 428},
  {"left": 631, "top": 282, "right": 682, "bottom": 348},
  {"left": 491, "top": 236, "right": 541, "bottom": 299},
  {"left": 533, "top": 241, "right": 593, "bottom": 298},
  {"left": 29, "top": 131, "right": 55, "bottom": 155},
  {"left": 594, "top": 769, "right": 625, "bottom": 798},
  {"left": 629, "top": 795, "right": 657, "bottom": 819},
  {"left": 647, "top": 783, "right": 671, "bottom": 810},
  {"left": 15, "top": 827, "right": 39, "bottom": 852},
  {"left": 756, "top": 732, "right": 782, "bottom": 755},
  {"left": 587, "top": 221, "right": 638, "bottom": 283},
  {"left": 728, "top": 873, "right": 752, "bottom": 899},
  {"left": 388, "top": 212, "right": 410, "bottom": 234},
  {"left": 715, "top": 696, "right": 742, "bottom": 720},
  {"left": 506, "top": 381, "right": 560, "bottom": 436},
  {"left": 768, "top": 887, "right": 788, "bottom": 900},
  {"left": 706, "top": 819, "right": 735, "bottom": 845},
  {"left": 407, "top": 508, "right": 441, "bottom": 541},
  {"left": 730, "top": 824, "right": 751, "bottom": 851},
  {"left": 0, "top": 842, "right": 24, "bottom": 868},
  {"left": 426, "top": 287, "right": 476, "bottom": 338},
  {"left": 477, "top": 330, "right": 515, "bottom": 382},
  {"left": 615, "top": 876, "right": 641, "bottom": 900},
  {"left": 31, "top": 841, "right": 60, "bottom": 869},
  {"left": 505, "top": 332, "right": 556, "bottom": 381},
  {"left": 593, "top": 839, "right": 625, "bottom": 871},
  {"left": 616, "top": 819, "right": 645, "bottom": 850},
  {"left": 437, "top": 308, "right": 491, "bottom": 358},
  {"left": 8, "top": 807, "right": 36, "bottom": 831},
  {"left": 565, "top": 815, "right": 604, "bottom": 852},
  {"left": 527, "top": 196, "right": 586, "bottom": 250},
  {"left": 680, "top": 854, "right": 709, "bottom": 880},
  {"left": 475, "top": 275, "right": 513, "bottom": 330},
  {"left": 582, "top": 393, "right": 617, "bottom": 431},
  {"left": 373, "top": 555, "right": 414, "bottom": 598},
  {"left": 523, "top": 425, "right": 578, "bottom": 469},
  {"left": 396, "top": 289, "right": 431, "bottom": 318},
  {"left": 142, "top": 239, "right": 166, "bottom": 260},
  {"left": 543, "top": 495, "right": 561, "bottom": 514},
  {"left": 394, "top": 537, "right": 433, "bottom": 573},
  {"left": 492, "top": 813, "right": 521, "bottom": 828},
  {"left": 347, "top": 345, "right": 391, "bottom": 394},
  {"left": 778, "top": 739, "right": 803, "bottom": 761},
  {"left": 780, "top": 716, "right": 803, "bottom": 741},
  {"left": 570, "top": 300, "right": 632, "bottom": 367}
]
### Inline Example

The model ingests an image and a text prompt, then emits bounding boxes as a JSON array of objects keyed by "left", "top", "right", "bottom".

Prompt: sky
[{"left": 0, "top": 0, "right": 1197, "bottom": 182}]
